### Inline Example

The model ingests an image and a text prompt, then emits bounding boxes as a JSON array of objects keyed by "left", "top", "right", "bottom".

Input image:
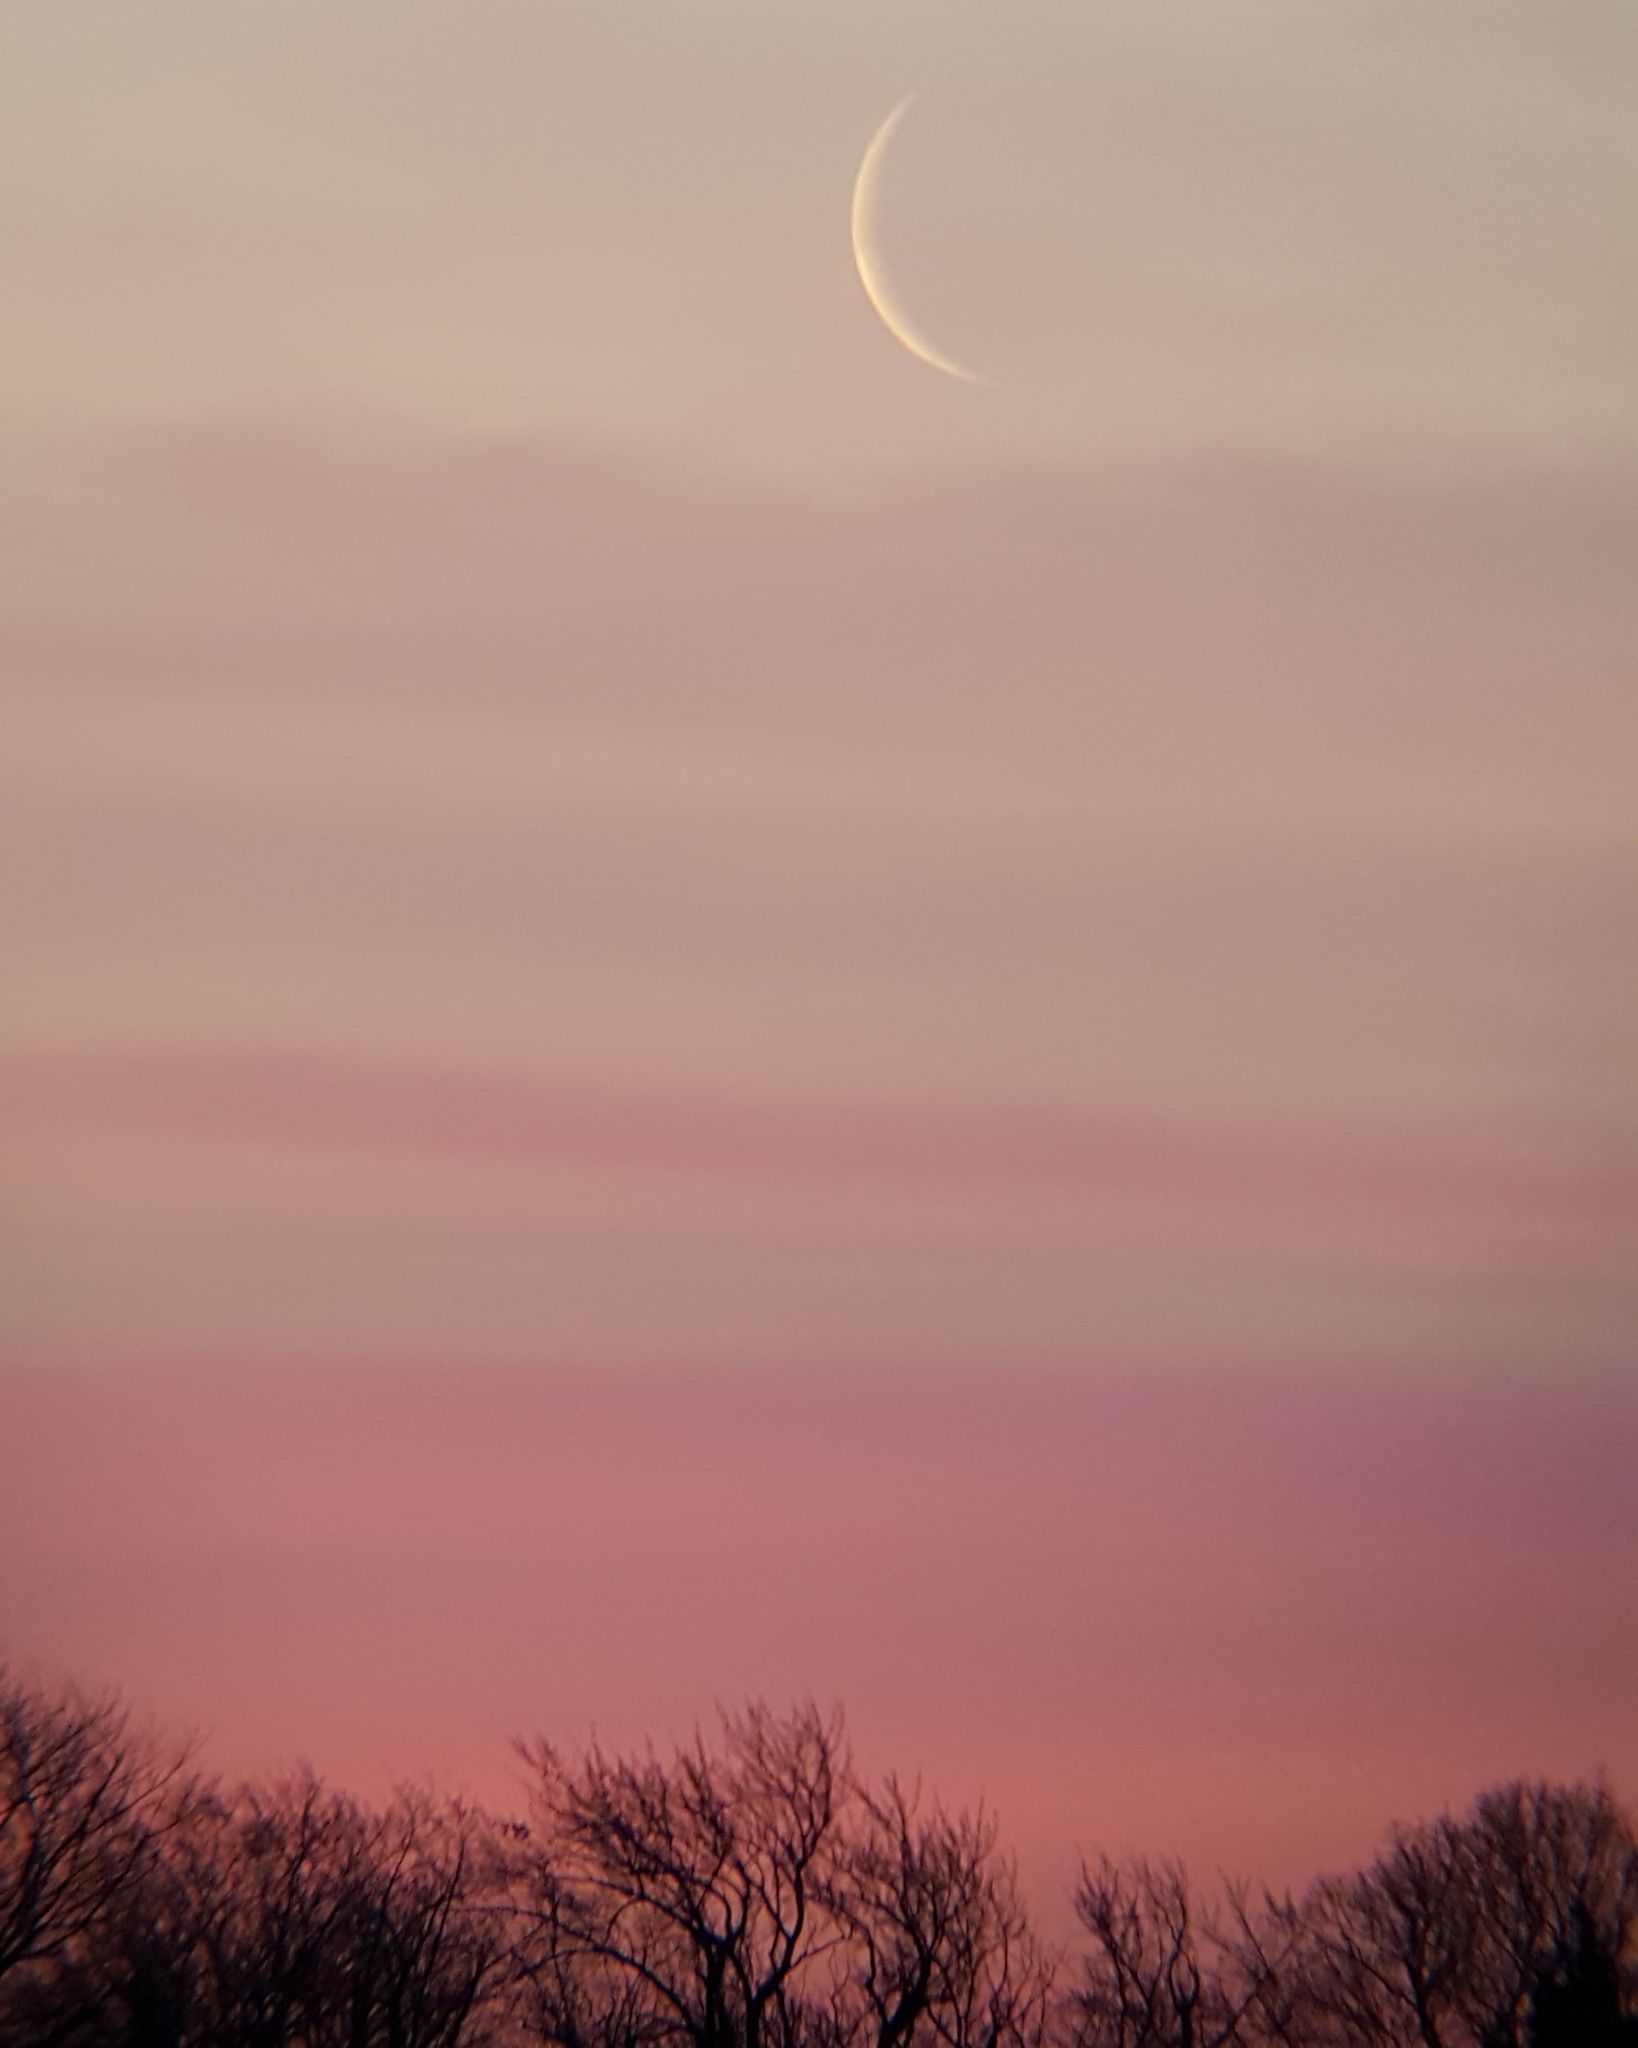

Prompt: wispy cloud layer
[{"left": 4, "top": 427, "right": 1635, "bottom": 1371}]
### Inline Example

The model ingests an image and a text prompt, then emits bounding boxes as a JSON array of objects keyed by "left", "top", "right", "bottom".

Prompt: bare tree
[
  {"left": 510, "top": 1703, "right": 848, "bottom": 2048},
  {"left": 826, "top": 1779, "right": 1052, "bottom": 2048},
  {"left": 1458, "top": 1780, "right": 1638, "bottom": 2048},
  {"left": 1294, "top": 1828, "right": 1473, "bottom": 2048},
  {"left": 1291, "top": 1780, "right": 1638, "bottom": 2048},
  {"left": 1071, "top": 1859, "right": 1300, "bottom": 2048},
  {"left": 9, "top": 1660, "right": 1633, "bottom": 2048},
  {"left": 0, "top": 1663, "right": 185, "bottom": 2035},
  {"left": 344, "top": 1787, "right": 509, "bottom": 2048},
  {"left": 157, "top": 1772, "right": 507, "bottom": 2048}
]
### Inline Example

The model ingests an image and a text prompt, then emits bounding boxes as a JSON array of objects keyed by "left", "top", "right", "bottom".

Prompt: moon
[{"left": 851, "top": 94, "right": 987, "bottom": 386}]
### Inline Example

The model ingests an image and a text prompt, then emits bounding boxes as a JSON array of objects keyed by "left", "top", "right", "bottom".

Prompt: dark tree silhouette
[
  {"left": 0, "top": 1664, "right": 185, "bottom": 2033},
  {"left": 1070, "top": 1858, "right": 1299, "bottom": 2048},
  {"left": 506, "top": 1706, "right": 1052, "bottom": 2048},
  {"left": 1292, "top": 1780, "right": 1638, "bottom": 2048},
  {"left": 508, "top": 1703, "right": 848, "bottom": 2048},
  {"left": 180, "top": 1776, "right": 503, "bottom": 2047},
  {"left": 2, "top": 1752, "right": 507, "bottom": 2048},
  {"left": 1527, "top": 1896, "right": 1638, "bottom": 2048},
  {"left": 824, "top": 1779, "right": 1051, "bottom": 2048},
  {"left": 2, "top": 1663, "right": 1634, "bottom": 2048},
  {"left": 149, "top": 1774, "right": 505, "bottom": 2048}
]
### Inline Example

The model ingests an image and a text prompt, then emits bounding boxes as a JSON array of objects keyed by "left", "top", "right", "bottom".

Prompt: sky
[{"left": 2, "top": 0, "right": 1636, "bottom": 1898}]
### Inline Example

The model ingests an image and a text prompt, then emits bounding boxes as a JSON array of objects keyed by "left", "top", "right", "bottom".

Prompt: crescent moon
[{"left": 851, "top": 94, "right": 987, "bottom": 386}]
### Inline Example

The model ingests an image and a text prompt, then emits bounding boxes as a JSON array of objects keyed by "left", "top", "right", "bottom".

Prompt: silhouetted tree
[
  {"left": 2, "top": 1744, "right": 507, "bottom": 2048},
  {"left": 506, "top": 1705, "right": 1056, "bottom": 2048},
  {"left": 825, "top": 1780, "right": 1052, "bottom": 2048},
  {"left": 1292, "top": 1780, "right": 1638, "bottom": 2048},
  {"left": 5, "top": 1661, "right": 1636, "bottom": 2048},
  {"left": 1070, "top": 1858, "right": 1299, "bottom": 2048},
  {"left": 1526, "top": 1896, "right": 1638, "bottom": 2048},
  {"left": 1294, "top": 1819, "right": 1473, "bottom": 2048},
  {"left": 509, "top": 1703, "right": 847, "bottom": 2048},
  {"left": 0, "top": 1664, "right": 185, "bottom": 2041},
  {"left": 152, "top": 1773, "right": 506, "bottom": 2048}
]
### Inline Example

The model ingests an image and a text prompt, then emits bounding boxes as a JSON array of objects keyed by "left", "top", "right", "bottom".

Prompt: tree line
[{"left": 2, "top": 1665, "right": 1633, "bottom": 2048}]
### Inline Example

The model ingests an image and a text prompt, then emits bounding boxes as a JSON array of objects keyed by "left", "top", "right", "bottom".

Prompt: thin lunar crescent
[{"left": 851, "top": 94, "right": 987, "bottom": 386}]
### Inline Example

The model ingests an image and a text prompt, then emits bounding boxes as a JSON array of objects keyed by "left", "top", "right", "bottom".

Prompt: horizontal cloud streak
[
  {"left": 4, "top": 422, "right": 1634, "bottom": 1373},
  {"left": 7, "top": 1041, "right": 1635, "bottom": 1224}
]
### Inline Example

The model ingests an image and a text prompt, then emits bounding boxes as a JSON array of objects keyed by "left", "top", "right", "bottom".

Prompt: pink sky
[
  {"left": 5, "top": 1363, "right": 1634, "bottom": 1904},
  {"left": 2, "top": 0, "right": 1634, "bottom": 1903}
]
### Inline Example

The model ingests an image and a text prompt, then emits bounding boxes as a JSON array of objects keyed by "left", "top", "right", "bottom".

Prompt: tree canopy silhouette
[{"left": 1, "top": 1665, "right": 1632, "bottom": 2048}]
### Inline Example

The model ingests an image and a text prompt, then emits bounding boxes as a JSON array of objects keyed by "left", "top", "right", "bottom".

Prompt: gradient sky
[{"left": 2, "top": 0, "right": 1635, "bottom": 1897}]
